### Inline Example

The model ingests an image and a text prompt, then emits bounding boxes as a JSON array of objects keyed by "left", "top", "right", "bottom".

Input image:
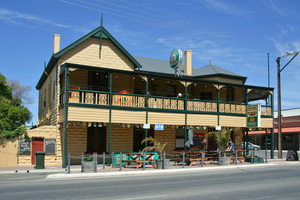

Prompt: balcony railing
[{"left": 62, "top": 89, "right": 272, "bottom": 116}]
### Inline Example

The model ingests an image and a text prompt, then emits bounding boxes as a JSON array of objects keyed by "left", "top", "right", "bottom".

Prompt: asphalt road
[{"left": 1, "top": 164, "right": 300, "bottom": 200}]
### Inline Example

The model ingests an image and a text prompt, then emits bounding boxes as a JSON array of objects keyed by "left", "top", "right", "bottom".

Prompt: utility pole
[
  {"left": 276, "top": 57, "right": 282, "bottom": 159},
  {"left": 276, "top": 51, "right": 300, "bottom": 159}
]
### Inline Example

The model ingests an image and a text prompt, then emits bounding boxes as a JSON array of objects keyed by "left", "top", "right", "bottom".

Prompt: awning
[{"left": 248, "top": 127, "right": 300, "bottom": 135}]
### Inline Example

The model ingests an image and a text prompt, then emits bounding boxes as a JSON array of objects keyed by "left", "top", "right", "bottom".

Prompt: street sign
[
  {"left": 155, "top": 124, "right": 164, "bottom": 130},
  {"left": 247, "top": 104, "right": 261, "bottom": 128}
]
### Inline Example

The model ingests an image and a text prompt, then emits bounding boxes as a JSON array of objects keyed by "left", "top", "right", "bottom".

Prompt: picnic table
[
  {"left": 122, "top": 152, "right": 158, "bottom": 169},
  {"left": 171, "top": 151, "right": 208, "bottom": 166},
  {"left": 205, "top": 150, "right": 246, "bottom": 164}
]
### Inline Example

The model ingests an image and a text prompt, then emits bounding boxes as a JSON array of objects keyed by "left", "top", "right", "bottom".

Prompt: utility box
[{"left": 35, "top": 151, "right": 45, "bottom": 169}]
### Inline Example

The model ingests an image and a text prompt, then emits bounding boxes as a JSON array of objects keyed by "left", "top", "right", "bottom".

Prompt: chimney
[
  {"left": 184, "top": 50, "right": 192, "bottom": 75},
  {"left": 53, "top": 34, "right": 60, "bottom": 53}
]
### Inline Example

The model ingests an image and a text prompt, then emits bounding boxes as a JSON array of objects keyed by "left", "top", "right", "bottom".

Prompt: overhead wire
[
  {"left": 120, "top": 0, "right": 266, "bottom": 40},
  {"left": 59, "top": 0, "right": 273, "bottom": 48},
  {"left": 59, "top": 0, "right": 190, "bottom": 34},
  {"left": 79, "top": 0, "right": 234, "bottom": 37},
  {"left": 97, "top": 0, "right": 273, "bottom": 47}
]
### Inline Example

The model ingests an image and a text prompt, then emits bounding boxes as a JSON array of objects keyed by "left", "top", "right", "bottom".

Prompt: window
[
  {"left": 200, "top": 92, "right": 212, "bottom": 100},
  {"left": 226, "top": 86, "right": 234, "bottom": 102},
  {"left": 175, "top": 128, "right": 185, "bottom": 149},
  {"left": 44, "top": 89, "right": 47, "bottom": 107},
  {"left": 88, "top": 71, "right": 108, "bottom": 91},
  {"left": 167, "top": 85, "right": 176, "bottom": 97},
  {"left": 53, "top": 80, "right": 56, "bottom": 99}
]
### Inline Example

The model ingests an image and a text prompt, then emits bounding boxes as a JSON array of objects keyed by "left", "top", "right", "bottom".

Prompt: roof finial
[
  {"left": 209, "top": 60, "right": 212, "bottom": 65},
  {"left": 101, "top": 13, "right": 103, "bottom": 26}
]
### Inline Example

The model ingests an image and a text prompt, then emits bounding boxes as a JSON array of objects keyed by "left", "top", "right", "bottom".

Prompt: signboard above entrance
[{"left": 247, "top": 104, "right": 261, "bottom": 128}]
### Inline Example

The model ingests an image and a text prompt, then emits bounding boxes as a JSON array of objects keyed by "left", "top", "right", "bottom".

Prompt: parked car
[{"left": 242, "top": 142, "right": 261, "bottom": 150}]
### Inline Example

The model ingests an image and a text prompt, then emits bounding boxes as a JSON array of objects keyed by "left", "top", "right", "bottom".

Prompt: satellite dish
[{"left": 169, "top": 49, "right": 183, "bottom": 69}]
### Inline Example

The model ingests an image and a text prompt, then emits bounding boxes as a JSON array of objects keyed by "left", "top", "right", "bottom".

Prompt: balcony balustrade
[{"left": 61, "top": 89, "right": 272, "bottom": 116}]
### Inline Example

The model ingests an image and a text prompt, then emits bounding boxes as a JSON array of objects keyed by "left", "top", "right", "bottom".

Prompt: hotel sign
[{"left": 247, "top": 104, "right": 261, "bottom": 128}]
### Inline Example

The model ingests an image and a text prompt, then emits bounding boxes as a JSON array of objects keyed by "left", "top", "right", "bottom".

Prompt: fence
[{"left": 66, "top": 149, "right": 266, "bottom": 174}]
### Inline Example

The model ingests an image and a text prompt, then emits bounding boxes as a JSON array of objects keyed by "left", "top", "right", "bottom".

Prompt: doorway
[
  {"left": 87, "top": 126, "right": 106, "bottom": 154},
  {"left": 31, "top": 137, "right": 44, "bottom": 165},
  {"left": 133, "top": 127, "right": 154, "bottom": 152}
]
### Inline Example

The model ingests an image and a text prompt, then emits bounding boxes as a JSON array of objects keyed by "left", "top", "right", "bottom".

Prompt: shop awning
[{"left": 248, "top": 127, "right": 300, "bottom": 135}]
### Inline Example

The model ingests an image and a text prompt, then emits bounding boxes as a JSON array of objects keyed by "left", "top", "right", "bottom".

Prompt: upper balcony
[{"left": 57, "top": 66, "right": 273, "bottom": 118}]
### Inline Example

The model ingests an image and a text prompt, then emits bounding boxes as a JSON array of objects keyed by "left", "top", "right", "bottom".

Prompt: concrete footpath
[{"left": 1, "top": 158, "right": 299, "bottom": 179}]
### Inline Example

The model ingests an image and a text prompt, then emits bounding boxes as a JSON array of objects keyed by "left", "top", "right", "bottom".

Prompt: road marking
[{"left": 117, "top": 195, "right": 168, "bottom": 200}]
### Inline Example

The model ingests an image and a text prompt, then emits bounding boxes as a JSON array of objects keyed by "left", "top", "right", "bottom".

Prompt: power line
[
  {"left": 59, "top": 0, "right": 272, "bottom": 48},
  {"left": 120, "top": 0, "right": 267, "bottom": 41},
  {"left": 97, "top": 0, "right": 269, "bottom": 44}
]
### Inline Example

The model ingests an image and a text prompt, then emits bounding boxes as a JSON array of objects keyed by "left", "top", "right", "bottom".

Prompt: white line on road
[{"left": 116, "top": 194, "right": 168, "bottom": 200}]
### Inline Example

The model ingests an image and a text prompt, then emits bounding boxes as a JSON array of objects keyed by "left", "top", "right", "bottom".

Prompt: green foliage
[
  {"left": 0, "top": 73, "right": 31, "bottom": 144},
  {"left": 207, "top": 130, "right": 231, "bottom": 151},
  {"left": 141, "top": 136, "right": 168, "bottom": 158},
  {"left": 84, "top": 154, "right": 94, "bottom": 162}
]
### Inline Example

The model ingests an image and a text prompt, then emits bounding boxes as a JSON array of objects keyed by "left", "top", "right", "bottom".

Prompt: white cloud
[
  {"left": 0, "top": 8, "right": 72, "bottom": 29},
  {"left": 199, "top": 0, "right": 249, "bottom": 16}
]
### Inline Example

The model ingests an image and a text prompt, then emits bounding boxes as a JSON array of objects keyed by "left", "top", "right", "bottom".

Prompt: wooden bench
[
  {"left": 206, "top": 155, "right": 246, "bottom": 164},
  {"left": 122, "top": 160, "right": 157, "bottom": 169},
  {"left": 170, "top": 157, "right": 208, "bottom": 166}
]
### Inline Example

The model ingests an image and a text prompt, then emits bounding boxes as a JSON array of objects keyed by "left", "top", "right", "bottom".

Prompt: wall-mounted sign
[
  {"left": 247, "top": 104, "right": 261, "bottom": 128},
  {"left": 169, "top": 49, "right": 183, "bottom": 69},
  {"left": 143, "top": 124, "right": 150, "bottom": 129},
  {"left": 155, "top": 124, "right": 164, "bottom": 130}
]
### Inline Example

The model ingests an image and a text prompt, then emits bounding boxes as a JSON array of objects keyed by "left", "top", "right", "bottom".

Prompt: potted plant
[
  {"left": 81, "top": 154, "right": 95, "bottom": 172},
  {"left": 207, "top": 129, "right": 232, "bottom": 165},
  {"left": 141, "top": 137, "right": 169, "bottom": 169}
]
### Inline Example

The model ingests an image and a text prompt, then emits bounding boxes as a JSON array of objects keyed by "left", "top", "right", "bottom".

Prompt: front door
[
  {"left": 133, "top": 127, "right": 154, "bottom": 152},
  {"left": 87, "top": 126, "right": 106, "bottom": 154},
  {"left": 31, "top": 137, "right": 44, "bottom": 165}
]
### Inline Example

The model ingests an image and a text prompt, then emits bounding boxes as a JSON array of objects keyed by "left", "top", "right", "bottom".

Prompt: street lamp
[{"left": 276, "top": 51, "right": 300, "bottom": 159}]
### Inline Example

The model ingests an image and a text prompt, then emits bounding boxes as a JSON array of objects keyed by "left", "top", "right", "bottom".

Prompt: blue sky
[{"left": 1, "top": 0, "right": 300, "bottom": 125}]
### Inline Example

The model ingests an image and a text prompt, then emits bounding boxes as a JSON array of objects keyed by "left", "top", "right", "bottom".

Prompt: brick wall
[
  {"left": 154, "top": 128, "right": 176, "bottom": 157},
  {"left": 110, "top": 126, "right": 133, "bottom": 153}
]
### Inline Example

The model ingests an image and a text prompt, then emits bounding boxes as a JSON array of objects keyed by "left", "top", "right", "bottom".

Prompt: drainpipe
[
  {"left": 145, "top": 76, "right": 149, "bottom": 147},
  {"left": 62, "top": 66, "right": 69, "bottom": 168},
  {"left": 271, "top": 91, "right": 274, "bottom": 159},
  {"left": 184, "top": 81, "right": 187, "bottom": 152},
  {"left": 246, "top": 88, "right": 249, "bottom": 155},
  {"left": 108, "top": 72, "right": 112, "bottom": 165}
]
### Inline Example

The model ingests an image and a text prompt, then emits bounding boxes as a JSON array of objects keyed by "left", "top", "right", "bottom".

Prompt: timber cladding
[
  {"left": 260, "top": 118, "right": 273, "bottom": 128},
  {"left": 219, "top": 115, "right": 246, "bottom": 127},
  {"left": 111, "top": 110, "right": 146, "bottom": 124},
  {"left": 187, "top": 114, "right": 218, "bottom": 126},
  {"left": 68, "top": 107, "right": 109, "bottom": 122},
  {"left": 148, "top": 112, "right": 185, "bottom": 125},
  {"left": 59, "top": 38, "right": 135, "bottom": 71}
]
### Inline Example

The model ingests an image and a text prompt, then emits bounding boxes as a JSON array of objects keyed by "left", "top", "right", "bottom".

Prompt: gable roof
[
  {"left": 36, "top": 26, "right": 142, "bottom": 89},
  {"left": 134, "top": 56, "right": 247, "bottom": 84}
]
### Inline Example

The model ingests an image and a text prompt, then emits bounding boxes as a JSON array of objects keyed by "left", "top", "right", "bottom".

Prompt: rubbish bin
[{"left": 35, "top": 151, "right": 45, "bottom": 169}]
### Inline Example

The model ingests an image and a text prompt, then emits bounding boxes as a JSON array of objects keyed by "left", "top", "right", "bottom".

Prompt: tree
[
  {"left": 6, "top": 79, "right": 34, "bottom": 105},
  {"left": 208, "top": 130, "right": 231, "bottom": 156},
  {"left": 0, "top": 73, "right": 31, "bottom": 144}
]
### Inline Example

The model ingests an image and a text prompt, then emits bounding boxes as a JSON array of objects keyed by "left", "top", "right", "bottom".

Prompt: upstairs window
[{"left": 226, "top": 86, "right": 234, "bottom": 102}]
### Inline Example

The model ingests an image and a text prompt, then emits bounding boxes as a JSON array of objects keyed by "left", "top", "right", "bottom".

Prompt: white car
[{"left": 242, "top": 142, "right": 261, "bottom": 150}]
